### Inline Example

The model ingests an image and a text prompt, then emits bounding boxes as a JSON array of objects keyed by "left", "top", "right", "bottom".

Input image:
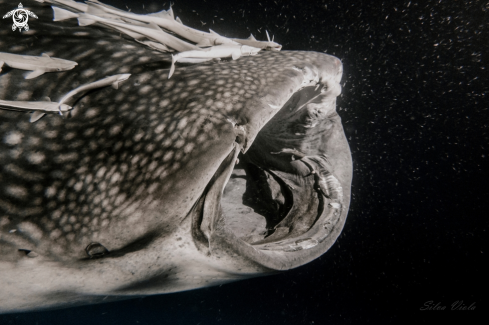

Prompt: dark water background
[{"left": 0, "top": 0, "right": 486, "bottom": 323}]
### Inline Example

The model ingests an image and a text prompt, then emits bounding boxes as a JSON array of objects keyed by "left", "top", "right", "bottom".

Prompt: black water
[{"left": 0, "top": 0, "right": 486, "bottom": 323}]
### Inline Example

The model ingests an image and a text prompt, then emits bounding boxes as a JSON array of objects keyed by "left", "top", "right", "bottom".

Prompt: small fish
[
  {"left": 0, "top": 98, "right": 72, "bottom": 123},
  {"left": 0, "top": 52, "right": 77, "bottom": 79},
  {"left": 84, "top": 1, "right": 238, "bottom": 47},
  {"left": 232, "top": 31, "right": 282, "bottom": 51},
  {"left": 311, "top": 170, "right": 330, "bottom": 198},
  {"left": 0, "top": 74, "right": 131, "bottom": 122},
  {"left": 169, "top": 45, "right": 261, "bottom": 78},
  {"left": 56, "top": 73, "right": 131, "bottom": 114},
  {"left": 52, "top": 7, "right": 201, "bottom": 52},
  {"left": 35, "top": 0, "right": 88, "bottom": 12}
]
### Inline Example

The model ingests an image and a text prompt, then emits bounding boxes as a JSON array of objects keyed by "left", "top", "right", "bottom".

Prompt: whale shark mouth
[{"left": 191, "top": 74, "right": 351, "bottom": 270}]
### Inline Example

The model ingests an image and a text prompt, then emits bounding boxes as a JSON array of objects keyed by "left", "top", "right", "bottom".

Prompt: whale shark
[{"left": 0, "top": 0, "right": 352, "bottom": 313}]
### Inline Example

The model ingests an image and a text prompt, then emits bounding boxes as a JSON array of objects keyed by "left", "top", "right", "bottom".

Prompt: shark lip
[{"left": 192, "top": 77, "right": 351, "bottom": 270}]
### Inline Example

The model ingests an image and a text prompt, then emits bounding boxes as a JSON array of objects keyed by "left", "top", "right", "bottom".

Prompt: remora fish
[
  {"left": 52, "top": 7, "right": 202, "bottom": 52},
  {"left": 0, "top": 98, "right": 71, "bottom": 123},
  {"left": 232, "top": 31, "right": 283, "bottom": 51},
  {"left": 35, "top": 0, "right": 88, "bottom": 12},
  {"left": 0, "top": 74, "right": 130, "bottom": 121},
  {"left": 84, "top": 0, "right": 239, "bottom": 47},
  {"left": 0, "top": 52, "right": 77, "bottom": 79},
  {"left": 56, "top": 73, "right": 131, "bottom": 114},
  {"left": 0, "top": 0, "right": 352, "bottom": 313},
  {"left": 169, "top": 45, "right": 262, "bottom": 78}
]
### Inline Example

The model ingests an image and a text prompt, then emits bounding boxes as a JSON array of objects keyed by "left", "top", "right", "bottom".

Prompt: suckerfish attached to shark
[
  {"left": 46, "top": 0, "right": 279, "bottom": 52},
  {"left": 56, "top": 73, "right": 131, "bottom": 114},
  {"left": 232, "top": 31, "right": 282, "bottom": 51},
  {"left": 0, "top": 52, "right": 77, "bottom": 79},
  {"left": 0, "top": 99, "right": 72, "bottom": 123},
  {"left": 0, "top": 74, "right": 130, "bottom": 122},
  {"left": 84, "top": 0, "right": 239, "bottom": 47},
  {"left": 0, "top": 0, "right": 351, "bottom": 313},
  {"left": 35, "top": 0, "right": 88, "bottom": 12},
  {"left": 169, "top": 45, "right": 262, "bottom": 78},
  {"left": 52, "top": 7, "right": 202, "bottom": 52}
]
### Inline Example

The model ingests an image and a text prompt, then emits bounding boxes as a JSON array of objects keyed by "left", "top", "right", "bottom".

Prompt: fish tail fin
[
  {"left": 169, "top": 55, "right": 177, "bottom": 79},
  {"left": 52, "top": 6, "right": 78, "bottom": 21}
]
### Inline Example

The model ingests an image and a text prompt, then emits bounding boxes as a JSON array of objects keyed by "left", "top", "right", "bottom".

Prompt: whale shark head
[{"left": 0, "top": 1, "right": 351, "bottom": 312}]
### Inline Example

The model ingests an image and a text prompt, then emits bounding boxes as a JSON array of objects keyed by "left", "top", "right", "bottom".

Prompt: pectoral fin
[
  {"left": 169, "top": 54, "right": 177, "bottom": 79},
  {"left": 30, "top": 111, "right": 46, "bottom": 123},
  {"left": 0, "top": 61, "right": 4, "bottom": 73},
  {"left": 111, "top": 81, "right": 119, "bottom": 89},
  {"left": 24, "top": 70, "right": 45, "bottom": 79},
  {"left": 231, "top": 51, "right": 241, "bottom": 60}
]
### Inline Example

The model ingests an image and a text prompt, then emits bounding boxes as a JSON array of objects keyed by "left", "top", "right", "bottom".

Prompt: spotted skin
[
  {"left": 0, "top": 48, "right": 338, "bottom": 258},
  {"left": 0, "top": 1, "right": 350, "bottom": 312}
]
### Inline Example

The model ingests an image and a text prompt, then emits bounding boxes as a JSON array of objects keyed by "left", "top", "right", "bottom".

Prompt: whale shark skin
[{"left": 0, "top": 1, "right": 352, "bottom": 313}]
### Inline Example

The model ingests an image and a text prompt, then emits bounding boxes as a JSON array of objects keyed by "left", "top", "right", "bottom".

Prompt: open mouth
[{"left": 191, "top": 72, "right": 351, "bottom": 270}]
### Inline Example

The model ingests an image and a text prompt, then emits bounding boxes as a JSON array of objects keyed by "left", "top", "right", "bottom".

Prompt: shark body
[
  {"left": 57, "top": 73, "right": 131, "bottom": 112},
  {"left": 0, "top": 52, "right": 77, "bottom": 79},
  {"left": 169, "top": 45, "right": 262, "bottom": 78},
  {"left": 0, "top": 1, "right": 351, "bottom": 313},
  {"left": 232, "top": 32, "right": 282, "bottom": 51},
  {"left": 84, "top": 0, "right": 239, "bottom": 47},
  {"left": 0, "top": 74, "right": 130, "bottom": 122},
  {"left": 0, "top": 99, "right": 71, "bottom": 123},
  {"left": 52, "top": 8, "right": 202, "bottom": 52}
]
